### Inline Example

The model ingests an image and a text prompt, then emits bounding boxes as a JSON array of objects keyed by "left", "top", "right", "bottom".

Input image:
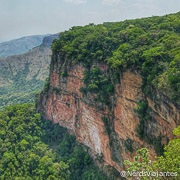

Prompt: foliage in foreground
[
  {"left": 0, "top": 104, "right": 108, "bottom": 180},
  {"left": 124, "top": 126, "right": 180, "bottom": 179}
]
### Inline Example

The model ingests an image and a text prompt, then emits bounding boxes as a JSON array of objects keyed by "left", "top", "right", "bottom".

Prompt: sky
[{"left": 0, "top": 0, "right": 180, "bottom": 42}]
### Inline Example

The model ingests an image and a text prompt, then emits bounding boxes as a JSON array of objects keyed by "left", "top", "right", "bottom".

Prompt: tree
[
  {"left": 124, "top": 126, "right": 180, "bottom": 180},
  {"left": 153, "top": 126, "right": 180, "bottom": 178}
]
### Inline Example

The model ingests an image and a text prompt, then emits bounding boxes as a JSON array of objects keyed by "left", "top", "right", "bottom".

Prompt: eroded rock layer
[{"left": 39, "top": 53, "right": 180, "bottom": 172}]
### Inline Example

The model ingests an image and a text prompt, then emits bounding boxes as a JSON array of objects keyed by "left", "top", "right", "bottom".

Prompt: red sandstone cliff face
[{"left": 39, "top": 53, "right": 180, "bottom": 173}]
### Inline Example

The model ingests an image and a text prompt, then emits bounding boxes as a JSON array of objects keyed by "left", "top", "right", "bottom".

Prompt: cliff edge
[{"left": 38, "top": 12, "right": 180, "bottom": 174}]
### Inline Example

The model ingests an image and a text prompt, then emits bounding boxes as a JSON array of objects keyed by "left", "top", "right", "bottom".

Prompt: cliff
[
  {"left": 38, "top": 12, "right": 180, "bottom": 176},
  {"left": 39, "top": 55, "right": 179, "bottom": 173}
]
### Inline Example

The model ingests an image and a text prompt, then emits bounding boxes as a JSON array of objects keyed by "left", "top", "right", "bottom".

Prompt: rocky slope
[
  {"left": 0, "top": 35, "right": 48, "bottom": 58},
  {"left": 0, "top": 34, "right": 59, "bottom": 110},
  {"left": 0, "top": 46, "right": 51, "bottom": 87},
  {"left": 38, "top": 12, "right": 180, "bottom": 177}
]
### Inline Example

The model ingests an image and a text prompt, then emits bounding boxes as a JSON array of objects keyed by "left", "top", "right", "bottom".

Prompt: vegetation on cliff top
[
  {"left": 49, "top": 11, "right": 180, "bottom": 168},
  {"left": 52, "top": 11, "right": 180, "bottom": 104}
]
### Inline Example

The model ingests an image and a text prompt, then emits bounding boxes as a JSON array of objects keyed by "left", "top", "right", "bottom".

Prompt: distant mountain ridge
[
  {"left": 42, "top": 34, "right": 59, "bottom": 46},
  {"left": 0, "top": 34, "right": 49, "bottom": 57}
]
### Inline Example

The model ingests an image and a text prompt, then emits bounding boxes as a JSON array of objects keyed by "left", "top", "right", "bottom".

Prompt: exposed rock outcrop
[{"left": 39, "top": 53, "right": 180, "bottom": 173}]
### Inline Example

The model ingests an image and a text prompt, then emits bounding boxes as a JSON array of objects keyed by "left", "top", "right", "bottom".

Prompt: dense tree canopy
[
  {"left": 0, "top": 104, "right": 108, "bottom": 180},
  {"left": 52, "top": 11, "right": 180, "bottom": 104}
]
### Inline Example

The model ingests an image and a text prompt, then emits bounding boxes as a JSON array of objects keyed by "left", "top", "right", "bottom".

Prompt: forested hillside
[
  {"left": 52, "top": 11, "right": 180, "bottom": 105},
  {"left": 0, "top": 104, "right": 108, "bottom": 180},
  {"left": 0, "top": 34, "right": 59, "bottom": 110},
  {"left": 39, "top": 11, "right": 180, "bottom": 178},
  {"left": 0, "top": 45, "right": 51, "bottom": 110}
]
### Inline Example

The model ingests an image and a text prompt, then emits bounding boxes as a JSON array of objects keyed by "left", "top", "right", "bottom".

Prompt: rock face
[{"left": 39, "top": 53, "right": 180, "bottom": 173}]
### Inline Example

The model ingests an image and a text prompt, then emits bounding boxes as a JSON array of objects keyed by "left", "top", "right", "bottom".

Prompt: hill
[
  {"left": 0, "top": 34, "right": 59, "bottom": 110},
  {"left": 0, "top": 35, "right": 48, "bottom": 58},
  {"left": 0, "top": 45, "right": 51, "bottom": 110},
  {"left": 39, "top": 11, "right": 180, "bottom": 177}
]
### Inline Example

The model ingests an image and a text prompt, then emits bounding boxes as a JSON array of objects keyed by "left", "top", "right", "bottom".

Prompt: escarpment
[
  {"left": 38, "top": 12, "right": 180, "bottom": 175},
  {"left": 38, "top": 55, "right": 179, "bottom": 173}
]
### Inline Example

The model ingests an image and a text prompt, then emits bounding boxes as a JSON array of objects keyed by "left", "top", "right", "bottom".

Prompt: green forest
[
  {"left": 0, "top": 104, "right": 109, "bottom": 180},
  {"left": 52, "top": 11, "right": 180, "bottom": 105},
  {"left": 0, "top": 61, "right": 46, "bottom": 111}
]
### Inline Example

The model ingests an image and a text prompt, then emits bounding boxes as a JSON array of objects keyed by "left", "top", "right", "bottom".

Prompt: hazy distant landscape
[
  {"left": 0, "top": 34, "right": 59, "bottom": 110},
  {"left": 0, "top": 35, "right": 48, "bottom": 57}
]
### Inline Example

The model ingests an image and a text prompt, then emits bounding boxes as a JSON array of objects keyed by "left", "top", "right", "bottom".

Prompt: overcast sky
[{"left": 0, "top": 0, "right": 180, "bottom": 42}]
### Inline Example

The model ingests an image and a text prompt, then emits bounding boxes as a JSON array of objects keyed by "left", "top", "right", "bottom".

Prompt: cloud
[
  {"left": 102, "top": 0, "right": 122, "bottom": 6},
  {"left": 63, "top": 0, "right": 86, "bottom": 4}
]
